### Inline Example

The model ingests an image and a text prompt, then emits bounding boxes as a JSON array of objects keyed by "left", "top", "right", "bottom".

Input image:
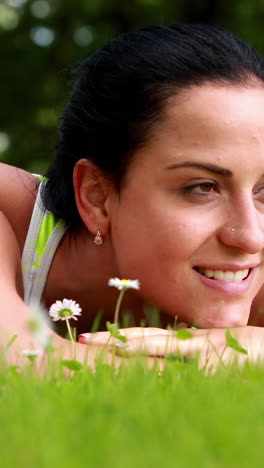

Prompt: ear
[{"left": 73, "top": 159, "right": 113, "bottom": 236}]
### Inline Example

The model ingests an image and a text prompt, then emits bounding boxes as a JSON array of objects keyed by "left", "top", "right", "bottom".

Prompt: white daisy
[
  {"left": 108, "top": 278, "right": 140, "bottom": 291},
  {"left": 49, "top": 299, "right": 82, "bottom": 322}
]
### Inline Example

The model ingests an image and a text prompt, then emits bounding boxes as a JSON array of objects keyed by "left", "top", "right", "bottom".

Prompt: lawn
[{"left": 0, "top": 354, "right": 263, "bottom": 468}]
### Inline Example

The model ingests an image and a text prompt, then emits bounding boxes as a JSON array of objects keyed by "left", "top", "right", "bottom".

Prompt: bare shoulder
[{"left": 0, "top": 163, "right": 38, "bottom": 253}]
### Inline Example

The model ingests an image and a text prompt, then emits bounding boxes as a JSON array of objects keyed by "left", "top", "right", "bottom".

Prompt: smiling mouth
[{"left": 194, "top": 267, "right": 251, "bottom": 282}]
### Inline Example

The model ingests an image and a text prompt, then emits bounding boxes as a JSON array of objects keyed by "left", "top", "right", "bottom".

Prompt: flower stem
[
  {"left": 65, "top": 318, "right": 75, "bottom": 343},
  {"left": 65, "top": 318, "right": 77, "bottom": 359},
  {"left": 114, "top": 289, "right": 126, "bottom": 324}
]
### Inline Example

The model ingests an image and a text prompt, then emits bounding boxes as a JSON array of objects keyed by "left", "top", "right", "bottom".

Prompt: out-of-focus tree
[{"left": 1, "top": 0, "right": 264, "bottom": 172}]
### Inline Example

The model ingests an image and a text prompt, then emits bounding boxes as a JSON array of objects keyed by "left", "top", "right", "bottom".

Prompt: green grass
[{"left": 1, "top": 355, "right": 264, "bottom": 468}]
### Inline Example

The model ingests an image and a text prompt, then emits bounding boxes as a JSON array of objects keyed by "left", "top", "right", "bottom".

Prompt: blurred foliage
[{"left": 1, "top": 0, "right": 264, "bottom": 173}]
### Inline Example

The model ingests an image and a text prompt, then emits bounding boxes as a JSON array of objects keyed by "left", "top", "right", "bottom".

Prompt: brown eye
[
  {"left": 182, "top": 181, "right": 219, "bottom": 199},
  {"left": 186, "top": 182, "right": 218, "bottom": 194},
  {"left": 197, "top": 183, "right": 215, "bottom": 193}
]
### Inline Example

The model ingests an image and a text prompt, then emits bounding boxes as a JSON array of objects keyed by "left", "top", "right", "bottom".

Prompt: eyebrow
[{"left": 164, "top": 161, "right": 233, "bottom": 177}]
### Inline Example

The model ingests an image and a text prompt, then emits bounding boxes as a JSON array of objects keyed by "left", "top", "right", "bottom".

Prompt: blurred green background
[{"left": 1, "top": 0, "right": 264, "bottom": 173}]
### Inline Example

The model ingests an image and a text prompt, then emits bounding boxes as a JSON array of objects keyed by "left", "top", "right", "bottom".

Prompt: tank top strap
[{"left": 21, "top": 179, "right": 68, "bottom": 305}]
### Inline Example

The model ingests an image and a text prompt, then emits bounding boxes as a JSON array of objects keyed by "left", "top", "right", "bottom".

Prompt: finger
[
  {"left": 122, "top": 334, "right": 206, "bottom": 357},
  {"left": 78, "top": 327, "right": 172, "bottom": 345},
  {"left": 198, "top": 341, "right": 249, "bottom": 375},
  {"left": 78, "top": 334, "right": 122, "bottom": 347},
  {"left": 182, "top": 328, "right": 224, "bottom": 337}
]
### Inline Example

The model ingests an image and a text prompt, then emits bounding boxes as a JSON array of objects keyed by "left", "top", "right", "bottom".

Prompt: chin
[
  {"left": 198, "top": 313, "right": 249, "bottom": 329},
  {"left": 187, "top": 304, "right": 250, "bottom": 329}
]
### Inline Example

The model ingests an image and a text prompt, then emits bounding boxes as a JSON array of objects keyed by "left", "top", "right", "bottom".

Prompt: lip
[{"left": 193, "top": 266, "right": 257, "bottom": 296}]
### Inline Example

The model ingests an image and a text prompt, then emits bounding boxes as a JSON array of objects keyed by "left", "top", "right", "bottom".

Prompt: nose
[{"left": 218, "top": 199, "right": 264, "bottom": 254}]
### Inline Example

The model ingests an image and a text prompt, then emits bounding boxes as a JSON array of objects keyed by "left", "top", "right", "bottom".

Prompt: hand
[{"left": 79, "top": 326, "right": 264, "bottom": 372}]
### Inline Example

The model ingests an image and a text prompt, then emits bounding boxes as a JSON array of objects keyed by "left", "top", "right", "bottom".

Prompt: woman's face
[{"left": 109, "top": 84, "right": 264, "bottom": 328}]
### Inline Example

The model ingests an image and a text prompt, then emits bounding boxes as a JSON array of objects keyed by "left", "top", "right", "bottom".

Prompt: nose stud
[{"left": 231, "top": 228, "right": 236, "bottom": 232}]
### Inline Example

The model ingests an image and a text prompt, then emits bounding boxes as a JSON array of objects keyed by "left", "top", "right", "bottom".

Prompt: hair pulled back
[{"left": 42, "top": 23, "right": 264, "bottom": 226}]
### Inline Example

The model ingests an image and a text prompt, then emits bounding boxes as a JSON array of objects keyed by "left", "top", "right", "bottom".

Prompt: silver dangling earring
[{"left": 94, "top": 229, "right": 103, "bottom": 245}]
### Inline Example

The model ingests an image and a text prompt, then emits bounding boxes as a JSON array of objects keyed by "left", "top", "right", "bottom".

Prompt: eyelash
[
  {"left": 182, "top": 181, "right": 219, "bottom": 196},
  {"left": 182, "top": 182, "right": 264, "bottom": 204},
  {"left": 254, "top": 185, "right": 264, "bottom": 196}
]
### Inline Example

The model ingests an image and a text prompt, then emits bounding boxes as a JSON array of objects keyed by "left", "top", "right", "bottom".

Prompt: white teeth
[
  {"left": 214, "top": 270, "right": 223, "bottom": 280},
  {"left": 233, "top": 270, "right": 249, "bottom": 281},
  {"left": 197, "top": 268, "right": 249, "bottom": 282},
  {"left": 204, "top": 269, "right": 214, "bottom": 278}
]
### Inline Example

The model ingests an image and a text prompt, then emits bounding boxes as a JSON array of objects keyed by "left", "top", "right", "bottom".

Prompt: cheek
[{"left": 111, "top": 200, "right": 212, "bottom": 280}]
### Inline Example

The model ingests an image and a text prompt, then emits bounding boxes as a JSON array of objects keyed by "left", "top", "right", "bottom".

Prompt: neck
[{"left": 42, "top": 226, "right": 153, "bottom": 333}]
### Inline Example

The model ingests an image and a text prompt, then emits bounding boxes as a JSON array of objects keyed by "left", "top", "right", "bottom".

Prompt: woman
[{"left": 2, "top": 23, "right": 264, "bottom": 368}]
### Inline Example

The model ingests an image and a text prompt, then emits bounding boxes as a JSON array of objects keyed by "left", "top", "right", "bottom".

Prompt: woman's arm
[
  {"left": 0, "top": 209, "right": 110, "bottom": 367},
  {"left": 0, "top": 209, "right": 40, "bottom": 359}
]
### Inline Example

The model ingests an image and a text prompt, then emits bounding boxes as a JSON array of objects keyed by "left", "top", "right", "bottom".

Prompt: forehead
[
  {"left": 128, "top": 84, "right": 264, "bottom": 171},
  {"left": 158, "top": 84, "right": 264, "bottom": 142}
]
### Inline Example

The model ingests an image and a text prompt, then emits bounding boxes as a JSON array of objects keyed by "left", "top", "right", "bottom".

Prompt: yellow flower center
[{"left": 59, "top": 308, "right": 72, "bottom": 318}]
